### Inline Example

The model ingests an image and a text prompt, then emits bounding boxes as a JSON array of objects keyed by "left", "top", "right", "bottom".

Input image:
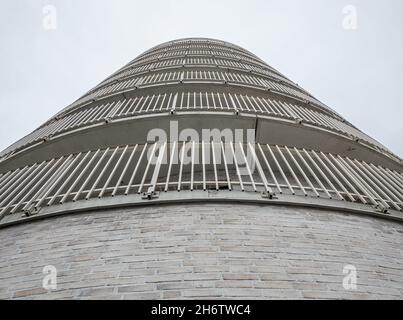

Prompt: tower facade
[{"left": 0, "top": 38, "right": 402, "bottom": 300}]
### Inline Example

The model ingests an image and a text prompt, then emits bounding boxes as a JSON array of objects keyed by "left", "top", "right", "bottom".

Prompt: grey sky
[{"left": 0, "top": 0, "right": 402, "bottom": 157}]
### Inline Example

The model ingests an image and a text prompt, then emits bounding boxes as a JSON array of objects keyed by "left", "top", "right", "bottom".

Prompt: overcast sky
[{"left": 0, "top": 0, "right": 402, "bottom": 157}]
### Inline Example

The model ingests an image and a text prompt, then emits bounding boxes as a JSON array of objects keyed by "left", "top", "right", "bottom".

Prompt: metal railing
[
  {"left": 57, "top": 66, "right": 334, "bottom": 119},
  {"left": 0, "top": 91, "right": 395, "bottom": 162},
  {"left": 96, "top": 57, "right": 295, "bottom": 91},
  {"left": 0, "top": 142, "right": 401, "bottom": 223}
]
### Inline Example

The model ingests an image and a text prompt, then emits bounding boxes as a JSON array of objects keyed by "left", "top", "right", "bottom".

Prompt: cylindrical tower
[{"left": 0, "top": 38, "right": 402, "bottom": 300}]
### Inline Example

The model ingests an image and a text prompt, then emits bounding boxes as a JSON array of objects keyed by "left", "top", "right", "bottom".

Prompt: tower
[{"left": 0, "top": 38, "right": 402, "bottom": 300}]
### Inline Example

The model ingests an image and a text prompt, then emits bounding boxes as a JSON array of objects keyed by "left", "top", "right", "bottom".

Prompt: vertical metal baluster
[
  {"left": 99, "top": 145, "right": 129, "bottom": 198},
  {"left": 390, "top": 169, "right": 403, "bottom": 184},
  {"left": 36, "top": 154, "right": 82, "bottom": 209},
  {"left": 323, "top": 153, "right": 367, "bottom": 204},
  {"left": 353, "top": 159, "right": 400, "bottom": 210},
  {"left": 261, "top": 98, "right": 275, "bottom": 114},
  {"left": 145, "top": 95, "right": 155, "bottom": 113},
  {"left": 86, "top": 147, "right": 119, "bottom": 200},
  {"left": 112, "top": 145, "right": 138, "bottom": 197},
  {"left": 149, "top": 141, "right": 166, "bottom": 194},
  {"left": 202, "top": 141, "right": 207, "bottom": 191},
  {"left": 99, "top": 102, "right": 116, "bottom": 120},
  {"left": 138, "top": 96, "right": 149, "bottom": 113},
  {"left": 221, "top": 141, "right": 232, "bottom": 191},
  {"left": 311, "top": 150, "right": 352, "bottom": 201},
  {"left": 17, "top": 156, "right": 64, "bottom": 213},
  {"left": 107, "top": 100, "right": 124, "bottom": 118},
  {"left": 276, "top": 145, "right": 306, "bottom": 196},
  {"left": 165, "top": 141, "right": 176, "bottom": 192},
  {"left": 0, "top": 161, "right": 48, "bottom": 217},
  {"left": 239, "top": 95, "right": 250, "bottom": 111},
  {"left": 177, "top": 141, "right": 186, "bottom": 191},
  {"left": 248, "top": 142, "right": 272, "bottom": 194},
  {"left": 125, "top": 144, "right": 148, "bottom": 195},
  {"left": 137, "top": 143, "right": 157, "bottom": 194},
  {"left": 88, "top": 104, "right": 107, "bottom": 123},
  {"left": 179, "top": 92, "right": 184, "bottom": 110},
  {"left": 282, "top": 102, "right": 299, "bottom": 119},
  {"left": 285, "top": 146, "right": 318, "bottom": 197},
  {"left": 82, "top": 107, "right": 99, "bottom": 124},
  {"left": 0, "top": 171, "right": 15, "bottom": 192},
  {"left": 73, "top": 149, "right": 109, "bottom": 202},
  {"left": 118, "top": 98, "right": 133, "bottom": 116},
  {"left": 250, "top": 96, "right": 263, "bottom": 113},
  {"left": 212, "top": 93, "right": 217, "bottom": 110},
  {"left": 0, "top": 171, "right": 9, "bottom": 187},
  {"left": 267, "top": 145, "right": 294, "bottom": 195},
  {"left": 0, "top": 165, "right": 33, "bottom": 204},
  {"left": 205, "top": 92, "right": 210, "bottom": 110},
  {"left": 257, "top": 144, "right": 281, "bottom": 194},
  {"left": 79, "top": 107, "right": 95, "bottom": 126},
  {"left": 223, "top": 93, "right": 231, "bottom": 110},
  {"left": 47, "top": 152, "right": 91, "bottom": 206},
  {"left": 171, "top": 93, "right": 178, "bottom": 112},
  {"left": 0, "top": 167, "right": 29, "bottom": 200},
  {"left": 132, "top": 96, "right": 143, "bottom": 114},
  {"left": 10, "top": 159, "right": 58, "bottom": 214},
  {"left": 229, "top": 141, "right": 244, "bottom": 191},
  {"left": 217, "top": 93, "right": 224, "bottom": 110},
  {"left": 61, "top": 150, "right": 100, "bottom": 204},
  {"left": 158, "top": 94, "right": 166, "bottom": 112},
  {"left": 238, "top": 142, "right": 256, "bottom": 191},
  {"left": 255, "top": 97, "right": 269, "bottom": 113},
  {"left": 64, "top": 112, "right": 83, "bottom": 128},
  {"left": 190, "top": 141, "right": 195, "bottom": 191},
  {"left": 298, "top": 148, "right": 332, "bottom": 199},
  {"left": 211, "top": 142, "right": 219, "bottom": 190},
  {"left": 384, "top": 167, "right": 403, "bottom": 187},
  {"left": 363, "top": 162, "right": 402, "bottom": 203},
  {"left": 234, "top": 94, "right": 244, "bottom": 112},
  {"left": 339, "top": 156, "right": 388, "bottom": 210},
  {"left": 24, "top": 156, "right": 72, "bottom": 211},
  {"left": 373, "top": 164, "right": 402, "bottom": 193}
]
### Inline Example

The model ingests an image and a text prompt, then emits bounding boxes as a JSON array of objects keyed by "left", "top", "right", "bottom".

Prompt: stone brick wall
[{"left": 0, "top": 203, "right": 402, "bottom": 300}]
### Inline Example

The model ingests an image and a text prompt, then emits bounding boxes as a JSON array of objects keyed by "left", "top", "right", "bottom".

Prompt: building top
[{"left": 0, "top": 38, "right": 401, "bottom": 227}]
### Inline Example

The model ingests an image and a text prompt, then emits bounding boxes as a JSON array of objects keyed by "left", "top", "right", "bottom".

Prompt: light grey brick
[{"left": 1, "top": 203, "right": 402, "bottom": 300}]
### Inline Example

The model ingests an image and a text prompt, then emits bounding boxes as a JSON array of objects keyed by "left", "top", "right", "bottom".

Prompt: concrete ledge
[{"left": 1, "top": 190, "right": 402, "bottom": 229}]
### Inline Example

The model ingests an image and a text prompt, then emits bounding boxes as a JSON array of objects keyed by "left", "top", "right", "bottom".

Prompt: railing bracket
[
  {"left": 142, "top": 189, "right": 160, "bottom": 200},
  {"left": 374, "top": 206, "right": 389, "bottom": 215},
  {"left": 22, "top": 207, "right": 39, "bottom": 218},
  {"left": 261, "top": 192, "right": 277, "bottom": 200}
]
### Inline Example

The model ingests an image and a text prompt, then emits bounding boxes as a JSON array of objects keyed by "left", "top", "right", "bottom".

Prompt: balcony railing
[
  {"left": 0, "top": 91, "right": 396, "bottom": 163},
  {"left": 0, "top": 142, "right": 401, "bottom": 225}
]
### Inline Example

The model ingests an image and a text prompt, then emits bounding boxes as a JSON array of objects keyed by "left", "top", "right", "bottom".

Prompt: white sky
[{"left": 0, "top": 0, "right": 402, "bottom": 157}]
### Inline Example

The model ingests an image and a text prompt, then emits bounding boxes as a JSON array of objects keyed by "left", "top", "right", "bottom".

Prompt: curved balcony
[
  {"left": 0, "top": 142, "right": 402, "bottom": 227},
  {"left": 1, "top": 88, "right": 399, "bottom": 168}
]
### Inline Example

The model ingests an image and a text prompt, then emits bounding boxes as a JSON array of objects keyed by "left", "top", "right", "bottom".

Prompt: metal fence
[
  {"left": 0, "top": 91, "right": 394, "bottom": 162},
  {"left": 0, "top": 143, "right": 401, "bottom": 222}
]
